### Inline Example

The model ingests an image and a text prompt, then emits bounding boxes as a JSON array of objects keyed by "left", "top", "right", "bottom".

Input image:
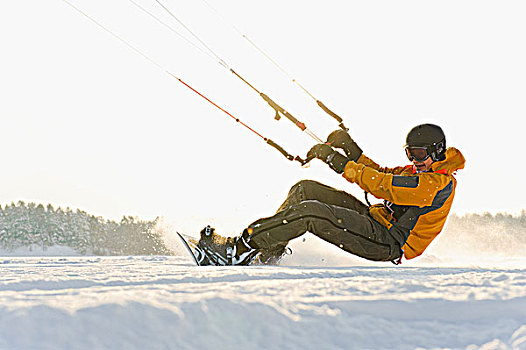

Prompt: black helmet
[{"left": 405, "top": 124, "right": 446, "bottom": 162}]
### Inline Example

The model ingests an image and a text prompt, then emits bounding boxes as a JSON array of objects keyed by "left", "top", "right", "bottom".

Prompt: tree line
[
  {"left": 1, "top": 201, "right": 524, "bottom": 256},
  {"left": 0, "top": 201, "right": 172, "bottom": 255},
  {"left": 441, "top": 210, "right": 526, "bottom": 255}
]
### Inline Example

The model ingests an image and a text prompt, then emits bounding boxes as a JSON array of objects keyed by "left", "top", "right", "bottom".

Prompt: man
[{"left": 195, "top": 123, "right": 465, "bottom": 265}]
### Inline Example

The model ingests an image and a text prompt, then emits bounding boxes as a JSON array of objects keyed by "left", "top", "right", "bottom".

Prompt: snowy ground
[{"left": 1, "top": 239, "right": 525, "bottom": 350}]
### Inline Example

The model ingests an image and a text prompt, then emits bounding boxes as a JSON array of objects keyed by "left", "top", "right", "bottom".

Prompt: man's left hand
[{"left": 307, "top": 144, "right": 349, "bottom": 174}]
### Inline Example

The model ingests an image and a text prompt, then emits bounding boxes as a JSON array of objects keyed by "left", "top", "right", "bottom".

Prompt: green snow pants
[{"left": 247, "top": 180, "right": 403, "bottom": 262}]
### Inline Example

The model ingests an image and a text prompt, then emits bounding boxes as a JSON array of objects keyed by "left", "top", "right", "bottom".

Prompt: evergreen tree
[{"left": 0, "top": 202, "right": 173, "bottom": 255}]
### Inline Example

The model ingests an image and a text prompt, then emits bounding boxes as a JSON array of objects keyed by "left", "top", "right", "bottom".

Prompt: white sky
[{"left": 1, "top": 0, "right": 525, "bottom": 235}]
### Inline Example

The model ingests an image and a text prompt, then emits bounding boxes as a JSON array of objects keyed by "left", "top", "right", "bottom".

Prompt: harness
[{"left": 367, "top": 165, "right": 450, "bottom": 266}]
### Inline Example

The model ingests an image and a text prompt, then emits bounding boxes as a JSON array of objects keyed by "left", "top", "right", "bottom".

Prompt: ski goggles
[{"left": 405, "top": 146, "right": 430, "bottom": 162}]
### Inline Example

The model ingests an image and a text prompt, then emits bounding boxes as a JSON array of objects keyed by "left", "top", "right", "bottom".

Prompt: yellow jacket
[{"left": 342, "top": 147, "right": 465, "bottom": 260}]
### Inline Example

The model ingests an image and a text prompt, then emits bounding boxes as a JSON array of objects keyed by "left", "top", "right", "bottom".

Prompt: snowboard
[
  {"left": 175, "top": 231, "right": 282, "bottom": 266},
  {"left": 175, "top": 232, "right": 208, "bottom": 266}
]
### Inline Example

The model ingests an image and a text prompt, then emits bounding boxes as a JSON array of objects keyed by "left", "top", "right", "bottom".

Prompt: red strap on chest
[
  {"left": 409, "top": 165, "right": 448, "bottom": 175},
  {"left": 433, "top": 169, "right": 449, "bottom": 175}
]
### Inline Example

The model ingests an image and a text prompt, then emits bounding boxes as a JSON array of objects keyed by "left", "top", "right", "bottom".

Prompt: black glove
[
  {"left": 307, "top": 143, "right": 349, "bottom": 174},
  {"left": 326, "top": 129, "right": 362, "bottom": 161}
]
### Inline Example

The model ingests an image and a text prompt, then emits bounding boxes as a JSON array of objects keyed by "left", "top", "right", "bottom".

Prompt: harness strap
[{"left": 391, "top": 255, "right": 403, "bottom": 265}]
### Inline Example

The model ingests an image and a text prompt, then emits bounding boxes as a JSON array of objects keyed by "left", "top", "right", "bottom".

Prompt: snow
[
  {"left": 0, "top": 245, "right": 80, "bottom": 257},
  {"left": 1, "top": 238, "right": 525, "bottom": 350}
]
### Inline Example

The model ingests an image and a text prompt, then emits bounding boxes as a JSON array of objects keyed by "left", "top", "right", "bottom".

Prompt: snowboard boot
[
  {"left": 256, "top": 244, "right": 289, "bottom": 265},
  {"left": 197, "top": 225, "right": 260, "bottom": 266}
]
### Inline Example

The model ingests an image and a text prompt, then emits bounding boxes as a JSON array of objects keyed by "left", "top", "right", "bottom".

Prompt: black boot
[
  {"left": 256, "top": 244, "right": 289, "bottom": 265},
  {"left": 197, "top": 226, "right": 260, "bottom": 266}
]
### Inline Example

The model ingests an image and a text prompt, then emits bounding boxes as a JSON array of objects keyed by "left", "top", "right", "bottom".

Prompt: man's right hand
[{"left": 326, "top": 130, "right": 363, "bottom": 161}]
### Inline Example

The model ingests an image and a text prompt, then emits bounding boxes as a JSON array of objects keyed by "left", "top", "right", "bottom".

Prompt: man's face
[{"left": 413, "top": 156, "right": 434, "bottom": 173}]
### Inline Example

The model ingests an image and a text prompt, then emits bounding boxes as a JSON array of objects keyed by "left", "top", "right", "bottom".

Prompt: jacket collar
[
  {"left": 431, "top": 147, "right": 465, "bottom": 175},
  {"left": 409, "top": 147, "right": 465, "bottom": 175}
]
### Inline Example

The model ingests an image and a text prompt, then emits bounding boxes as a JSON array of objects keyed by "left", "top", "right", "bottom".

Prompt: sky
[{"left": 1, "top": 0, "right": 525, "bottom": 235}]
